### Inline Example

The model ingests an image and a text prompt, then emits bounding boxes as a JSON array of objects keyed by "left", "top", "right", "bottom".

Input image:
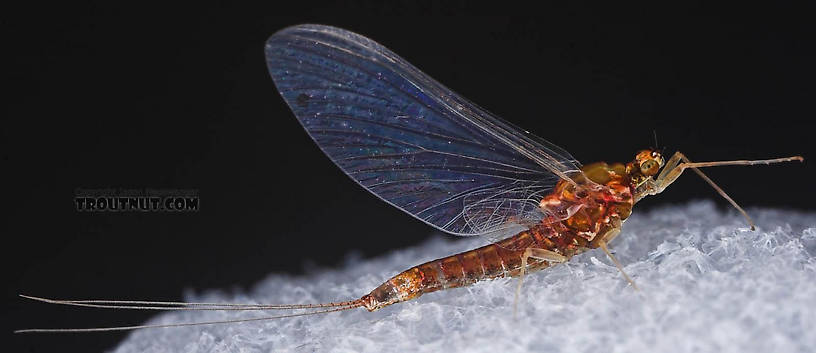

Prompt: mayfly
[{"left": 17, "top": 24, "right": 803, "bottom": 333}]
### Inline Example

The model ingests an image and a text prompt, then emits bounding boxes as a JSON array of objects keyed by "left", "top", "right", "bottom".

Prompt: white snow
[{"left": 114, "top": 201, "right": 816, "bottom": 353}]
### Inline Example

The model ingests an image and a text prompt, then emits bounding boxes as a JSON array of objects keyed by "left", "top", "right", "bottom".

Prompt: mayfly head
[
  {"left": 636, "top": 149, "right": 665, "bottom": 176},
  {"left": 627, "top": 149, "right": 665, "bottom": 189}
]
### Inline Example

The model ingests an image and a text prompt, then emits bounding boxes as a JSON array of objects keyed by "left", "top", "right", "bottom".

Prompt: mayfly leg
[
  {"left": 598, "top": 242, "right": 638, "bottom": 291},
  {"left": 649, "top": 152, "right": 803, "bottom": 230},
  {"left": 595, "top": 216, "right": 639, "bottom": 290},
  {"left": 514, "top": 248, "right": 567, "bottom": 316}
]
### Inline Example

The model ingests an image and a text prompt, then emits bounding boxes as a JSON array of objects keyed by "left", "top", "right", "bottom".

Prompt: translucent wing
[{"left": 265, "top": 24, "right": 582, "bottom": 236}]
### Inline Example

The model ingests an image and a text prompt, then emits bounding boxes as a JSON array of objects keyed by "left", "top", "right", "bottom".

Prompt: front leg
[
  {"left": 655, "top": 151, "right": 684, "bottom": 187},
  {"left": 650, "top": 151, "right": 700, "bottom": 195},
  {"left": 650, "top": 151, "right": 757, "bottom": 229}
]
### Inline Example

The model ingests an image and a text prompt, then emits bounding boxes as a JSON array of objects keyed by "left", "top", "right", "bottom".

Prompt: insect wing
[{"left": 265, "top": 24, "right": 582, "bottom": 236}]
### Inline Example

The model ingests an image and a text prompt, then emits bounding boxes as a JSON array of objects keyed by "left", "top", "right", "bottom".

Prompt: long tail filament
[{"left": 15, "top": 294, "right": 363, "bottom": 333}]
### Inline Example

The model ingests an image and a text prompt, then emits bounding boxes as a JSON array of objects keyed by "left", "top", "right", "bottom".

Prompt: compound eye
[{"left": 640, "top": 160, "right": 659, "bottom": 176}]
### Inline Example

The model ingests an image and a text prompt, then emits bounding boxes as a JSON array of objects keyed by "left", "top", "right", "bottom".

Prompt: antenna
[{"left": 653, "top": 129, "right": 659, "bottom": 150}]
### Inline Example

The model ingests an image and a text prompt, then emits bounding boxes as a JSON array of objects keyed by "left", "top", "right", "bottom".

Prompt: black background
[{"left": 5, "top": 2, "right": 814, "bottom": 352}]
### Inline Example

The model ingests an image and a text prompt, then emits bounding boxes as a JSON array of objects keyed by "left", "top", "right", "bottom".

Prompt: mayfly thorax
[{"left": 16, "top": 24, "right": 803, "bottom": 333}]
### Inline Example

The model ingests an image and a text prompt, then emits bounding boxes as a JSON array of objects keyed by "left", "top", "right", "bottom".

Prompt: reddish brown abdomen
[{"left": 361, "top": 227, "right": 560, "bottom": 311}]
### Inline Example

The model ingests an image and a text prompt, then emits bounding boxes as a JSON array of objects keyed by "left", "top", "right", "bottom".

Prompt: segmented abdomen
[{"left": 361, "top": 226, "right": 563, "bottom": 311}]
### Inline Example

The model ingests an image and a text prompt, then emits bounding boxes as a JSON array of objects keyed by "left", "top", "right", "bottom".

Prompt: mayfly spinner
[{"left": 17, "top": 24, "right": 803, "bottom": 333}]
